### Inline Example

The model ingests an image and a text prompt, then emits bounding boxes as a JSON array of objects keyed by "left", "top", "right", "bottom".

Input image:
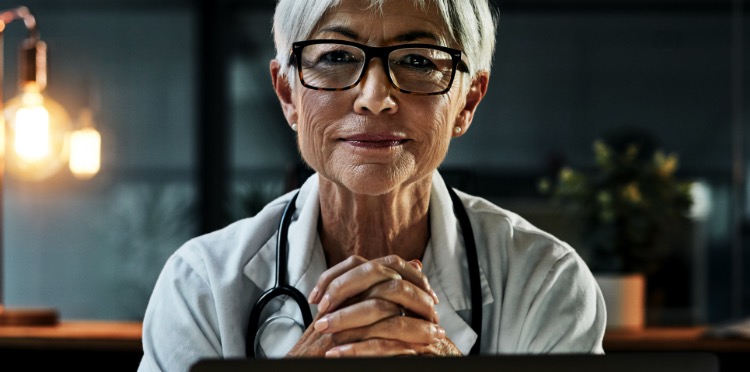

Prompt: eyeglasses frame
[{"left": 290, "top": 39, "right": 469, "bottom": 96}]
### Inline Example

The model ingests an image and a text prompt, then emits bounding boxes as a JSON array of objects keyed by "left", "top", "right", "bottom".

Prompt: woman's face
[{"left": 277, "top": 0, "right": 485, "bottom": 196}]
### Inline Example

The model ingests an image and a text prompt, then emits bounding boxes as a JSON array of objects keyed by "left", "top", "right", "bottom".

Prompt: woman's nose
[{"left": 353, "top": 58, "right": 398, "bottom": 115}]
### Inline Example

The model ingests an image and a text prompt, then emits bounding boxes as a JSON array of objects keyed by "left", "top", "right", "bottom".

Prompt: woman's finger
[
  {"left": 311, "top": 255, "right": 440, "bottom": 317},
  {"left": 310, "top": 255, "right": 438, "bottom": 306},
  {"left": 313, "top": 298, "right": 400, "bottom": 333},
  {"left": 330, "top": 313, "right": 446, "bottom": 346},
  {"left": 365, "top": 278, "right": 438, "bottom": 322},
  {"left": 315, "top": 293, "right": 439, "bottom": 334},
  {"left": 371, "top": 255, "right": 439, "bottom": 304},
  {"left": 325, "top": 338, "right": 418, "bottom": 358},
  {"left": 316, "top": 260, "right": 403, "bottom": 314},
  {"left": 314, "top": 279, "right": 439, "bottom": 334},
  {"left": 308, "top": 255, "right": 368, "bottom": 303},
  {"left": 411, "top": 338, "right": 464, "bottom": 356}
]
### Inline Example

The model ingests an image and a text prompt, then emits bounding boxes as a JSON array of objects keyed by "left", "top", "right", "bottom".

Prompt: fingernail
[
  {"left": 318, "top": 294, "right": 330, "bottom": 314},
  {"left": 326, "top": 345, "right": 350, "bottom": 358},
  {"left": 431, "top": 290, "right": 439, "bottom": 304},
  {"left": 308, "top": 287, "right": 319, "bottom": 302},
  {"left": 326, "top": 348, "right": 341, "bottom": 358},
  {"left": 433, "top": 310, "right": 440, "bottom": 324},
  {"left": 409, "top": 259, "right": 423, "bottom": 271},
  {"left": 434, "top": 325, "right": 446, "bottom": 340},
  {"left": 314, "top": 316, "right": 330, "bottom": 332}
]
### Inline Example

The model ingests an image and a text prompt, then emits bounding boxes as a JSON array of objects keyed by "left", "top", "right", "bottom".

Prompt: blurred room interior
[{"left": 0, "top": 0, "right": 748, "bottom": 369}]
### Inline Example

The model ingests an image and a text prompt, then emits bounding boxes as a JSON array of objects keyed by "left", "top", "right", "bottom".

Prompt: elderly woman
[{"left": 138, "top": 0, "right": 606, "bottom": 370}]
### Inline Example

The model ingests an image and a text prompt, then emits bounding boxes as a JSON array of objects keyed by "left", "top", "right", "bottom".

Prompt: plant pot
[{"left": 594, "top": 273, "right": 646, "bottom": 331}]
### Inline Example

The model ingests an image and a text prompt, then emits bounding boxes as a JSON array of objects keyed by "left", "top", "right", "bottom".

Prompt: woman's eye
[
  {"left": 321, "top": 50, "right": 357, "bottom": 64},
  {"left": 396, "top": 54, "right": 437, "bottom": 70}
]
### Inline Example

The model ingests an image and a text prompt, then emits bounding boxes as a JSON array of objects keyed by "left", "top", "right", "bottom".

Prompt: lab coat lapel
[{"left": 424, "top": 171, "right": 494, "bottom": 355}]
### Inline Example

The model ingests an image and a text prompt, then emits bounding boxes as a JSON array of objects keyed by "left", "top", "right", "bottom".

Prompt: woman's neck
[{"left": 317, "top": 175, "right": 432, "bottom": 267}]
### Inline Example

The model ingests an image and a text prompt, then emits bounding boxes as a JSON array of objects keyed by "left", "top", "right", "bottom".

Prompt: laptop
[{"left": 190, "top": 352, "right": 719, "bottom": 372}]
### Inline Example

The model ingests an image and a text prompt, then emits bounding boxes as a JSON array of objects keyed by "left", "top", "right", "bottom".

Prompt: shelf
[
  {"left": 604, "top": 327, "right": 750, "bottom": 353},
  {"left": 0, "top": 320, "right": 142, "bottom": 351}
]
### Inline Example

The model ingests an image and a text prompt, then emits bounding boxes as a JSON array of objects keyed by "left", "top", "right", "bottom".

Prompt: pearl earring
[
  {"left": 291, "top": 123, "right": 298, "bottom": 132},
  {"left": 453, "top": 126, "right": 462, "bottom": 134}
]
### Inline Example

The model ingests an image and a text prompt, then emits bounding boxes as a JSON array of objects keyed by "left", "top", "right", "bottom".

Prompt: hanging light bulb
[
  {"left": 2, "top": 37, "right": 71, "bottom": 181},
  {"left": 69, "top": 108, "right": 101, "bottom": 179},
  {"left": 3, "top": 83, "right": 71, "bottom": 181}
]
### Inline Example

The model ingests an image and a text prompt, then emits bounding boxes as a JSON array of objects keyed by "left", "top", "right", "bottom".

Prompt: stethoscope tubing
[
  {"left": 247, "top": 192, "right": 313, "bottom": 358},
  {"left": 446, "top": 186, "right": 482, "bottom": 356}
]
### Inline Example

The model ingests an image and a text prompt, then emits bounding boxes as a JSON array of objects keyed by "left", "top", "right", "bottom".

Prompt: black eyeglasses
[{"left": 290, "top": 39, "right": 469, "bottom": 95}]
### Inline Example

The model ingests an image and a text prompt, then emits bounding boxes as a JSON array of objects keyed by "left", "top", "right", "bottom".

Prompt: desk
[
  {"left": 604, "top": 327, "right": 750, "bottom": 352},
  {"left": 1, "top": 323, "right": 748, "bottom": 370},
  {"left": 604, "top": 327, "right": 750, "bottom": 372},
  {"left": 0, "top": 321, "right": 143, "bottom": 371}
]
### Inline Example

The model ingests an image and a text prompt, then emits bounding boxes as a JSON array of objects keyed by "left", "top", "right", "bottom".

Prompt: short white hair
[{"left": 272, "top": 0, "right": 498, "bottom": 81}]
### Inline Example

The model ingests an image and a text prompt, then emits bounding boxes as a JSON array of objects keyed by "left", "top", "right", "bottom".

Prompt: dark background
[{"left": 1, "top": 0, "right": 748, "bottom": 330}]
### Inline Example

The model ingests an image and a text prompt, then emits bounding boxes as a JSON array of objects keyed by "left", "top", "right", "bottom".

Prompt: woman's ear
[
  {"left": 270, "top": 59, "right": 298, "bottom": 126},
  {"left": 454, "top": 71, "right": 489, "bottom": 134}
]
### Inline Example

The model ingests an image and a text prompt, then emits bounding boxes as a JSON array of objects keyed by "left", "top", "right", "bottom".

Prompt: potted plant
[{"left": 539, "top": 137, "right": 693, "bottom": 329}]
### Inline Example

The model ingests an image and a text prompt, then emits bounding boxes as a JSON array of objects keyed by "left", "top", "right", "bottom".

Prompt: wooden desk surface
[
  {"left": 604, "top": 326, "right": 750, "bottom": 353},
  {"left": 0, "top": 321, "right": 142, "bottom": 351},
  {"left": 1, "top": 322, "right": 748, "bottom": 354}
]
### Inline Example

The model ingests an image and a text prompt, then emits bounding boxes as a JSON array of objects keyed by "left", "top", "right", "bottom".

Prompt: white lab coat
[{"left": 138, "top": 171, "right": 606, "bottom": 372}]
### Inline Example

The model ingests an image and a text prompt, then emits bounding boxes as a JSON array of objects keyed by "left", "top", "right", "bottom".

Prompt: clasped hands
[{"left": 287, "top": 255, "right": 461, "bottom": 357}]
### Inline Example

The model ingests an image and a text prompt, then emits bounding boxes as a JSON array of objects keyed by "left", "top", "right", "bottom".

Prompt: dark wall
[{"left": 2, "top": 0, "right": 748, "bottom": 325}]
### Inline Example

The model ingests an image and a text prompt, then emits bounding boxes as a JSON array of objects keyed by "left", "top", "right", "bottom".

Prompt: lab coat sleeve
[
  {"left": 138, "top": 249, "right": 221, "bottom": 372},
  {"left": 518, "top": 251, "right": 606, "bottom": 353}
]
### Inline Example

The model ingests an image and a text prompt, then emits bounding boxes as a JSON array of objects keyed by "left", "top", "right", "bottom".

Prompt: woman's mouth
[{"left": 341, "top": 135, "right": 409, "bottom": 148}]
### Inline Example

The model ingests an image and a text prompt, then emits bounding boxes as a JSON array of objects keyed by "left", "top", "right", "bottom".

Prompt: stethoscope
[{"left": 246, "top": 186, "right": 482, "bottom": 357}]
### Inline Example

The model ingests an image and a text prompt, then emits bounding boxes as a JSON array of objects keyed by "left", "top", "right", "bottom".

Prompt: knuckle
[
  {"left": 328, "top": 310, "right": 341, "bottom": 328},
  {"left": 330, "top": 332, "right": 343, "bottom": 345},
  {"left": 395, "top": 314, "right": 411, "bottom": 329},
  {"left": 317, "top": 270, "right": 333, "bottom": 285},
  {"left": 331, "top": 330, "right": 352, "bottom": 346},
  {"left": 346, "top": 345, "right": 359, "bottom": 357},
  {"left": 418, "top": 272, "right": 431, "bottom": 288},
  {"left": 328, "top": 276, "right": 344, "bottom": 294},
  {"left": 373, "top": 339, "right": 391, "bottom": 353},
  {"left": 387, "top": 278, "right": 404, "bottom": 293},
  {"left": 366, "top": 261, "right": 399, "bottom": 280},
  {"left": 382, "top": 254, "right": 402, "bottom": 268},
  {"left": 361, "top": 261, "right": 378, "bottom": 275},
  {"left": 347, "top": 255, "right": 367, "bottom": 266},
  {"left": 372, "top": 298, "right": 393, "bottom": 314},
  {"left": 328, "top": 276, "right": 339, "bottom": 291}
]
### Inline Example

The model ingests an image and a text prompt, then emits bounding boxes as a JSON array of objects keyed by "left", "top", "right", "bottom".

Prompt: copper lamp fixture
[{"left": 0, "top": 6, "right": 101, "bottom": 326}]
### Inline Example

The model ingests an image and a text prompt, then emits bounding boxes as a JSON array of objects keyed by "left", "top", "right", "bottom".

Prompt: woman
[{"left": 138, "top": 0, "right": 606, "bottom": 370}]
